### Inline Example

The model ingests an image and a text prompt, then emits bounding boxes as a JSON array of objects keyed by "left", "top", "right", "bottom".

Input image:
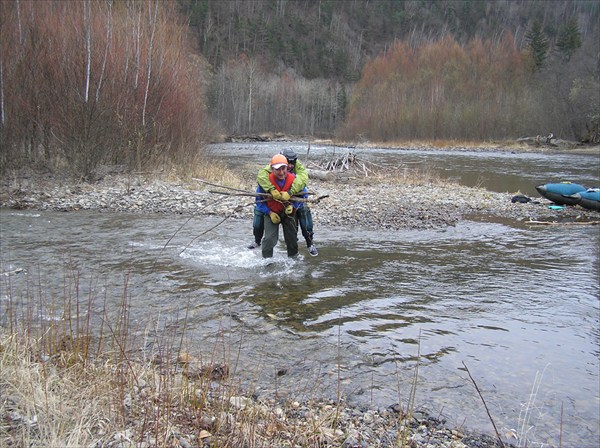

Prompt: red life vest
[{"left": 267, "top": 172, "right": 295, "bottom": 213}]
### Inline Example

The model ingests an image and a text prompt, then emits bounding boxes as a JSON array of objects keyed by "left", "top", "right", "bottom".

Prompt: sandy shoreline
[{"left": 315, "top": 139, "right": 600, "bottom": 156}]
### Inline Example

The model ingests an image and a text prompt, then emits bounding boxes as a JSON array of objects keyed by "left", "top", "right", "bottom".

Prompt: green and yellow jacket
[{"left": 257, "top": 160, "right": 308, "bottom": 195}]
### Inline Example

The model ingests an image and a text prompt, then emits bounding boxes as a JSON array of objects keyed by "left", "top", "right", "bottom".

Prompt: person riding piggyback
[{"left": 255, "top": 154, "right": 307, "bottom": 258}]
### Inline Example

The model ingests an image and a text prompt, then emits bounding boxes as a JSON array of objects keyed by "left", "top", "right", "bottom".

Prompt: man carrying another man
[
  {"left": 254, "top": 154, "right": 302, "bottom": 258},
  {"left": 249, "top": 149, "right": 318, "bottom": 257}
]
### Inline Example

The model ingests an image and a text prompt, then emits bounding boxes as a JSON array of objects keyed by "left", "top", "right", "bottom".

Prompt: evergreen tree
[
  {"left": 556, "top": 18, "right": 582, "bottom": 61},
  {"left": 526, "top": 20, "right": 549, "bottom": 71}
]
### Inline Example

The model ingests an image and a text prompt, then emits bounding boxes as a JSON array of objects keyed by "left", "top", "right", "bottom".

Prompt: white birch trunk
[
  {"left": 247, "top": 60, "right": 255, "bottom": 133},
  {"left": 95, "top": 0, "right": 113, "bottom": 103},
  {"left": 134, "top": 7, "right": 141, "bottom": 90},
  {"left": 122, "top": 5, "right": 131, "bottom": 90},
  {"left": 0, "top": 59, "right": 4, "bottom": 126},
  {"left": 84, "top": 0, "right": 91, "bottom": 103},
  {"left": 16, "top": 0, "right": 23, "bottom": 50},
  {"left": 142, "top": 0, "right": 158, "bottom": 127}
]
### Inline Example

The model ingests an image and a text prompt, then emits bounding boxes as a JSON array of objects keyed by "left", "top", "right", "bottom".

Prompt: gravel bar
[{"left": 1, "top": 172, "right": 598, "bottom": 229}]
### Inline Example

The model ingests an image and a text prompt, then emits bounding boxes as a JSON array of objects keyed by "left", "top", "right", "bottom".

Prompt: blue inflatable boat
[
  {"left": 567, "top": 188, "right": 600, "bottom": 211},
  {"left": 535, "top": 182, "right": 587, "bottom": 206}
]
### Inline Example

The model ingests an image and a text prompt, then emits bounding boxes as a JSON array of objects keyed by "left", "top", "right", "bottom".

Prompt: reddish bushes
[
  {"left": 339, "top": 34, "right": 533, "bottom": 142},
  {"left": 0, "top": 0, "right": 210, "bottom": 177}
]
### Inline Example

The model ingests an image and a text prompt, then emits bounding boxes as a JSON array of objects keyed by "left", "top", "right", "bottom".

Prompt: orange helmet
[{"left": 270, "top": 154, "right": 288, "bottom": 169}]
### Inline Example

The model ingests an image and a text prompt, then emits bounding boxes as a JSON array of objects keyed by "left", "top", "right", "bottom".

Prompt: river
[{"left": 1, "top": 142, "right": 599, "bottom": 447}]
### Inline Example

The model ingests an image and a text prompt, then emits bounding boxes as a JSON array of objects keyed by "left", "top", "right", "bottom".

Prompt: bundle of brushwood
[
  {"left": 306, "top": 151, "right": 381, "bottom": 180},
  {"left": 516, "top": 135, "right": 581, "bottom": 149}
]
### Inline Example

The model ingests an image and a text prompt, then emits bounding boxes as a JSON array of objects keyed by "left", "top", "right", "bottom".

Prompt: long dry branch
[
  {"left": 194, "top": 177, "right": 318, "bottom": 196},
  {"left": 526, "top": 220, "right": 599, "bottom": 226},
  {"left": 151, "top": 195, "right": 228, "bottom": 268},
  {"left": 192, "top": 177, "right": 251, "bottom": 193},
  {"left": 208, "top": 190, "right": 329, "bottom": 203},
  {"left": 209, "top": 190, "right": 270, "bottom": 198},
  {"left": 462, "top": 361, "right": 505, "bottom": 448}
]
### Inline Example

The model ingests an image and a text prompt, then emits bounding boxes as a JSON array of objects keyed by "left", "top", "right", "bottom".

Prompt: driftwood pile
[
  {"left": 516, "top": 134, "right": 581, "bottom": 149},
  {"left": 322, "top": 152, "right": 357, "bottom": 171},
  {"left": 306, "top": 151, "right": 381, "bottom": 180}
]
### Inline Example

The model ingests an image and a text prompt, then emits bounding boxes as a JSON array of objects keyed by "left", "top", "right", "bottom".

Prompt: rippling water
[{"left": 1, "top": 206, "right": 598, "bottom": 447}]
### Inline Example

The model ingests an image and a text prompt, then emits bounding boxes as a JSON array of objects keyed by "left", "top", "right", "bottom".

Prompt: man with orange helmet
[{"left": 254, "top": 154, "right": 304, "bottom": 258}]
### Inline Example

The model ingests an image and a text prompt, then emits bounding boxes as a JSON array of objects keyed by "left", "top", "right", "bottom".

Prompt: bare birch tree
[
  {"left": 0, "top": 60, "right": 4, "bottom": 126},
  {"left": 142, "top": 0, "right": 158, "bottom": 127},
  {"left": 83, "top": 0, "right": 91, "bottom": 103},
  {"left": 134, "top": 5, "right": 142, "bottom": 90},
  {"left": 246, "top": 57, "right": 257, "bottom": 132},
  {"left": 16, "top": 0, "right": 23, "bottom": 56},
  {"left": 95, "top": 0, "right": 113, "bottom": 103}
]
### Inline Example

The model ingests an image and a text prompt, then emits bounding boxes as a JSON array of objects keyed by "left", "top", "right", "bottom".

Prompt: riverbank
[
  {"left": 346, "top": 140, "right": 600, "bottom": 156},
  {"left": 1, "top": 326, "right": 510, "bottom": 448},
  {"left": 231, "top": 134, "right": 600, "bottom": 155}
]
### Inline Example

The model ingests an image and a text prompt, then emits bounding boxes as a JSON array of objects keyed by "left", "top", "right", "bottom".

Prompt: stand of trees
[
  {"left": 0, "top": 0, "right": 211, "bottom": 177},
  {"left": 210, "top": 56, "right": 347, "bottom": 136},
  {"left": 0, "top": 1, "right": 598, "bottom": 177},
  {"left": 338, "top": 31, "right": 599, "bottom": 142}
]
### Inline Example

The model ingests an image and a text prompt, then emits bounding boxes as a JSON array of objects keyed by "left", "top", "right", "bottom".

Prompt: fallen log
[{"left": 308, "top": 169, "right": 335, "bottom": 181}]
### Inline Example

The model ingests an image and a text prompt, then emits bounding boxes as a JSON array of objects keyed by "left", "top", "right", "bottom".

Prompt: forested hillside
[
  {"left": 0, "top": 1, "right": 598, "bottom": 178},
  {"left": 180, "top": 0, "right": 599, "bottom": 142},
  {"left": 181, "top": 0, "right": 598, "bottom": 82}
]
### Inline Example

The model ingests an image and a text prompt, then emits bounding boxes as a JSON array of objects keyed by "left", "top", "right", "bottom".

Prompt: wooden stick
[
  {"left": 194, "top": 177, "right": 317, "bottom": 195},
  {"left": 208, "top": 190, "right": 329, "bottom": 203},
  {"left": 462, "top": 361, "right": 506, "bottom": 448},
  {"left": 209, "top": 190, "right": 270, "bottom": 198},
  {"left": 180, "top": 212, "right": 236, "bottom": 255},
  {"left": 526, "top": 220, "right": 599, "bottom": 226},
  {"left": 191, "top": 177, "right": 250, "bottom": 193}
]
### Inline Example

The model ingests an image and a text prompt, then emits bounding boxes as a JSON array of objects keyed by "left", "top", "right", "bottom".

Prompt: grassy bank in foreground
[
  {"left": 0, "top": 270, "right": 427, "bottom": 448},
  {"left": 0, "top": 265, "right": 524, "bottom": 448}
]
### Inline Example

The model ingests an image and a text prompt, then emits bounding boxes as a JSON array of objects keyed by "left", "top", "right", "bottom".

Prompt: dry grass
[
  {"left": 1, "top": 327, "right": 411, "bottom": 448},
  {"left": 162, "top": 151, "right": 247, "bottom": 191},
  {"left": 1, "top": 334, "right": 118, "bottom": 447},
  {"left": 0, "top": 267, "right": 420, "bottom": 448},
  {"left": 1, "top": 315, "right": 321, "bottom": 447}
]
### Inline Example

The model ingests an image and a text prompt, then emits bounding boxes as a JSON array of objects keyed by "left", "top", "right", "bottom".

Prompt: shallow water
[{"left": 1, "top": 208, "right": 598, "bottom": 447}]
